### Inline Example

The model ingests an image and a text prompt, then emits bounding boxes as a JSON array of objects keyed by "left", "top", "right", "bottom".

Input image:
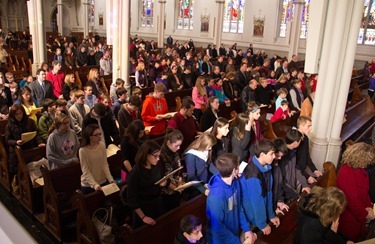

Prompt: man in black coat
[{"left": 82, "top": 103, "right": 121, "bottom": 147}]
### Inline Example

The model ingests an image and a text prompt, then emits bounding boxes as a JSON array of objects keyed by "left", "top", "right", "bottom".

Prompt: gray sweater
[{"left": 47, "top": 128, "right": 80, "bottom": 169}]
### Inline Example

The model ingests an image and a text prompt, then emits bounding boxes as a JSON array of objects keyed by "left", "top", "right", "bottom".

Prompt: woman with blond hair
[
  {"left": 192, "top": 76, "right": 208, "bottom": 123},
  {"left": 185, "top": 132, "right": 217, "bottom": 197},
  {"left": 337, "top": 142, "right": 375, "bottom": 242},
  {"left": 274, "top": 73, "right": 290, "bottom": 97},
  {"left": 47, "top": 113, "right": 79, "bottom": 169},
  {"left": 86, "top": 68, "right": 107, "bottom": 97},
  {"left": 135, "top": 61, "right": 149, "bottom": 88},
  {"left": 295, "top": 187, "right": 349, "bottom": 243},
  {"left": 62, "top": 73, "right": 80, "bottom": 101}
]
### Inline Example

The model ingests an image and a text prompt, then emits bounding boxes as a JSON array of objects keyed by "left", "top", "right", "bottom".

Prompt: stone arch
[{"left": 50, "top": 4, "right": 71, "bottom": 35}]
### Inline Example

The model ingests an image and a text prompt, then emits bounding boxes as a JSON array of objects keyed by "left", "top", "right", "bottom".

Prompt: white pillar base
[{"left": 309, "top": 135, "right": 329, "bottom": 171}]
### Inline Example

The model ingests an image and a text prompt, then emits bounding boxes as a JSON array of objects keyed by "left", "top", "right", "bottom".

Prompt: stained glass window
[
  {"left": 177, "top": 0, "right": 194, "bottom": 30},
  {"left": 358, "top": 0, "right": 375, "bottom": 45},
  {"left": 279, "top": 0, "right": 310, "bottom": 38},
  {"left": 140, "top": 0, "right": 154, "bottom": 27},
  {"left": 223, "top": 0, "right": 246, "bottom": 33}
]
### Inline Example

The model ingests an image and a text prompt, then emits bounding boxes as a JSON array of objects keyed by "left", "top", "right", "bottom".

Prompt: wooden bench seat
[
  {"left": 341, "top": 95, "right": 375, "bottom": 143},
  {"left": 15, "top": 146, "right": 46, "bottom": 213},
  {"left": 255, "top": 161, "right": 337, "bottom": 244},
  {"left": 40, "top": 163, "right": 82, "bottom": 242},
  {"left": 262, "top": 112, "right": 300, "bottom": 140}
]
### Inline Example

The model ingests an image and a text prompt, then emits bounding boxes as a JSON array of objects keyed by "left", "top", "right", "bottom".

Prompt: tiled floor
[{"left": 0, "top": 184, "right": 60, "bottom": 244}]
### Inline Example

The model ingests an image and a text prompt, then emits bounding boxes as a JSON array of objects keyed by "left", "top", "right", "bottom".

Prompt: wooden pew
[
  {"left": 164, "top": 89, "right": 193, "bottom": 111},
  {"left": 0, "top": 119, "right": 10, "bottom": 191},
  {"left": 219, "top": 99, "right": 242, "bottom": 118},
  {"left": 40, "top": 163, "right": 82, "bottom": 242},
  {"left": 15, "top": 146, "right": 46, "bottom": 213},
  {"left": 341, "top": 95, "right": 375, "bottom": 143},
  {"left": 0, "top": 137, "right": 10, "bottom": 191},
  {"left": 255, "top": 161, "right": 337, "bottom": 244},
  {"left": 262, "top": 112, "right": 300, "bottom": 140},
  {"left": 76, "top": 183, "right": 128, "bottom": 244},
  {"left": 122, "top": 194, "right": 207, "bottom": 244}
]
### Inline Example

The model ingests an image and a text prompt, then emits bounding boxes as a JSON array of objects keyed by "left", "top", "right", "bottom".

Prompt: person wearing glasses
[
  {"left": 127, "top": 140, "right": 167, "bottom": 228},
  {"left": 29, "top": 68, "right": 55, "bottom": 107},
  {"left": 79, "top": 124, "right": 115, "bottom": 194}
]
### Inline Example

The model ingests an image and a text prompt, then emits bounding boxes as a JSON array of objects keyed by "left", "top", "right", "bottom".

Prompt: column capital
[
  {"left": 215, "top": 0, "right": 225, "bottom": 3},
  {"left": 158, "top": 0, "right": 166, "bottom": 3}
]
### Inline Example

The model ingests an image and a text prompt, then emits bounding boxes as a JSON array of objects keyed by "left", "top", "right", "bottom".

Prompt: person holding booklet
[
  {"left": 141, "top": 83, "right": 169, "bottom": 137},
  {"left": 6, "top": 104, "right": 45, "bottom": 191},
  {"left": 79, "top": 124, "right": 115, "bottom": 194},
  {"left": 127, "top": 140, "right": 167, "bottom": 228},
  {"left": 159, "top": 129, "right": 184, "bottom": 211}
]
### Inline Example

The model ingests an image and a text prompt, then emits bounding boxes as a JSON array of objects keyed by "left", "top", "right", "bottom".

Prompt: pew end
[
  {"left": 40, "top": 163, "right": 82, "bottom": 242},
  {"left": 15, "top": 146, "right": 46, "bottom": 213},
  {"left": 0, "top": 137, "right": 10, "bottom": 191}
]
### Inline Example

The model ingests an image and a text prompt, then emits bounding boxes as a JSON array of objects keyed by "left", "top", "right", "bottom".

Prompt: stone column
[
  {"left": 120, "top": 0, "right": 130, "bottom": 93},
  {"left": 214, "top": 0, "right": 225, "bottom": 47},
  {"left": 107, "top": 0, "right": 130, "bottom": 92},
  {"left": 309, "top": 0, "right": 364, "bottom": 169},
  {"left": 57, "top": 0, "right": 63, "bottom": 35},
  {"left": 287, "top": 0, "right": 304, "bottom": 59},
  {"left": 27, "top": 0, "right": 46, "bottom": 76},
  {"left": 157, "top": 0, "right": 166, "bottom": 48},
  {"left": 111, "top": 0, "right": 120, "bottom": 84},
  {"left": 82, "top": 0, "right": 90, "bottom": 38}
]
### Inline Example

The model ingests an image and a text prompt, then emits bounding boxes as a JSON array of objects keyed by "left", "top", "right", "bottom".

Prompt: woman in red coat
[{"left": 336, "top": 142, "right": 375, "bottom": 242}]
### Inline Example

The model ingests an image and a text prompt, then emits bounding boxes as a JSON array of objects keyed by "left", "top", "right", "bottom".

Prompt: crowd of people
[{"left": 0, "top": 31, "right": 374, "bottom": 243}]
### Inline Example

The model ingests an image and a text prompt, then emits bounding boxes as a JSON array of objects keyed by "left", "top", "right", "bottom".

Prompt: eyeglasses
[{"left": 151, "top": 153, "right": 160, "bottom": 159}]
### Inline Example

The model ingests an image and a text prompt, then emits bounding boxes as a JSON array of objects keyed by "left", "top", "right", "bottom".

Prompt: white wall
[{"left": 127, "top": 0, "right": 373, "bottom": 65}]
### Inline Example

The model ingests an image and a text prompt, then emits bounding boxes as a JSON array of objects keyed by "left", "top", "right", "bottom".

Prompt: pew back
[
  {"left": 76, "top": 183, "right": 127, "bottom": 244},
  {"left": 122, "top": 194, "right": 207, "bottom": 244},
  {"left": 255, "top": 161, "right": 337, "bottom": 244}
]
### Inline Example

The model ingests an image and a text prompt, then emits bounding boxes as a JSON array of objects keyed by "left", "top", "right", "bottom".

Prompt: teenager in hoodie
[
  {"left": 240, "top": 139, "right": 280, "bottom": 236},
  {"left": 141, "top": 83, "right": 168, "bottom": 137},
  {"left": 206, "top": 153, "right": 256, "bottom": 244},
  {"left": 47, "top": 113, "right": 79, "bottom": 170}
]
